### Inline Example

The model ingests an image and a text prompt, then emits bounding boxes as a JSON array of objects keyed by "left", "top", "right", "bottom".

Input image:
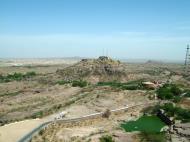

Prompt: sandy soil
[
  {"left": 31, "top": 108, "right": 143, "bottom": 142},
  {"left": 0, "top": 58, "right": 79, "bottom": 67},
  {"left": 0, "top": 119, "right": 44, "bottom": 142},
  {"left": 0, "top": 85, "right": 82, "bottom": 142},
  {"left": 0, "top": 60, "right": 188, "bottom": 142},
  {"left": 179, "top": 98, "right": 190, "bottom": 109},
  {"left": 56, "top": 127, "right": 98, "bottom": 141},
  {"left": 63, "top": 105, "right": 97, "bottom": 118}
]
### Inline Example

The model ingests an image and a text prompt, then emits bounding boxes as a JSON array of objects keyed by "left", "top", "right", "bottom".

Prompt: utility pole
[
  {"left": 106, "top": 48, "right": 108, "bottom": 57},
  {"left": 102, "top": 48, "right": 105, "bottom": 56},
  {"left": 185, "top": 44, "right": 190, "bottom": 74}
]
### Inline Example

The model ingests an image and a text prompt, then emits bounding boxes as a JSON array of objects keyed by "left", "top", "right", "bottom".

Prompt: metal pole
[
  {"left": 185, "top": 44, "right": 190, "bottom": 73},
  {"left": 185, "top": 45, "right": 189, "bottom": 65}
]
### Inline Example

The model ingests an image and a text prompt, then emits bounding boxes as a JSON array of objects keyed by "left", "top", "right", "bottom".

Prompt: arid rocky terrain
[{"left": 0, "top": 57, "right": 190, "bottom": 142}]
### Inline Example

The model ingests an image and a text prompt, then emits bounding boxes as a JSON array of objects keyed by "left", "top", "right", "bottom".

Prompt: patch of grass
[
  {"left": 99, "top": 135, "right": 115, "bottom": 142},
  {"left": 72, "top": 80, "right": 88, "bottom": 87},
  {"left": 149, "top": 103, "right": 190, "bottom": 122},
  {"left": 25, "top": 71, "right": 36, "bottom": 77},
  {"left": 56, "top": 80, "right": 88, "bottom": 88},
  {"left": 39, "top": 129, "right": 45, "bottom": 136},
  {"left": 97, "top": 80, "right": 145, "bottom": 90},
  {"left": 31, "top": 111, "right": 44, "bottom": 119},
  {"left": 157, "top": 84, "right": 182, "bottom": 102},
  {"left": 0, "top": 71, "right": 36, "bottom": 83},
  {"left": 56, "top": 80, "right": 71, "bottom": 85},
  {"left": 184, "top": 90, "right": 190, "bottom": 97},
  {"left": 173, "top": 96, "right": 182, "bottom": 103}
]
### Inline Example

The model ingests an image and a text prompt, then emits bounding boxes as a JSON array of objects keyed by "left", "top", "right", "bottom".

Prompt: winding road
[{"left": 17, "top": 102, "right": 157, "bottom": 142}]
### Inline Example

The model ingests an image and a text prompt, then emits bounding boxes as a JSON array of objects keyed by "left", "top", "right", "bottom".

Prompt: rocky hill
[{"left": 56, "top": 56, "right": 126, "bottom": 82}]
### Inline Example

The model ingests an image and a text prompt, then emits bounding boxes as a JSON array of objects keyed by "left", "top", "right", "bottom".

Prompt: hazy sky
[{"left": 0, "top": 0, "right": 190, "bottom": 60}]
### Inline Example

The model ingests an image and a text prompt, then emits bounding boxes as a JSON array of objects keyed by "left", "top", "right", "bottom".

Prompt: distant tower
[
  {"left": 185, "top": 44, "right": 190, "bottom": 73},
  {"left": 106, "top": 48, "right": 108, "bottom": 57},
  {"left": 102, "top": 48, "right": 105, "bottom": 56}
]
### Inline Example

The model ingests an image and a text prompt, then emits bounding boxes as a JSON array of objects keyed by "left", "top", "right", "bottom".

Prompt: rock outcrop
[
  {"left": 56, "top": 56, "right": 126, "bottom": 82},
  {"left": 174, "top": 123, "right": 190, "bottom": 137}
]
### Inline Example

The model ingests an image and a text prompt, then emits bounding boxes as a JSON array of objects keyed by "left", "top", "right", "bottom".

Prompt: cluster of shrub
[
  {"left": 157, "top": 84, "right": 189, "bottom": 103},
  {"left": 97, "top": 80, "right": 145, "bottom": 90},
  {"left": 152, "top": 103, "right": 190, "bottom": 123},
  {"left": 31, "top": 111, "right": 44, "bottom": 119},
  {"left": 56, "top": 80, "right": 88, "bottom": 87},
  {"left": 99, "top": 135, "right": 115, "bottom": 142},
  {"left": 184, "top": 91, "right": 190, "bottom": 97},
  {"left": 0, "top": 72, "right": 36, "bottom": 83}
]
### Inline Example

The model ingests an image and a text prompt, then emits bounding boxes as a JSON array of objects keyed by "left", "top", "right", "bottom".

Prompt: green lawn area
[{"left": 121, "top": 116, "right": 166, "bottom": 133}]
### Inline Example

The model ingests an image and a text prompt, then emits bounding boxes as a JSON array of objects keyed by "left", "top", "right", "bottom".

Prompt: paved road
[
  {"left": 18, "top": 102, "right": 157, "bottom": 142},
  {"left": 18, "top": 121, "right": 52, "bottom": 142}
]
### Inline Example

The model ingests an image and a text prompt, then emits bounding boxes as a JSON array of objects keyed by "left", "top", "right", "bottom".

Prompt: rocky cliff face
[{"left": 56, "top": 56, "right": 126, "bottom": 82}]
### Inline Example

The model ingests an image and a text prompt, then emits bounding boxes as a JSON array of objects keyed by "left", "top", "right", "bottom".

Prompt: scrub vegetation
[
  {"left": 0, "top": 57, "right": 189, "bottom": 142},
  {"left": 144, "top": 103, "right": 190, "bottom": 123},
  {"left": 156, "top": 84, "right": 188, "bottom": 103},
  {"left": 0, "top": 72, "right": 36, "bottom": 83},
  {"left": 99, "top": 135, "right": 115, "bottom": 142},
  {"left": 97, "top": 80, "right": 145, "bottom": 90},
  {"left": 56, "top": 80, "right": 88, "bottom": 87}
]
